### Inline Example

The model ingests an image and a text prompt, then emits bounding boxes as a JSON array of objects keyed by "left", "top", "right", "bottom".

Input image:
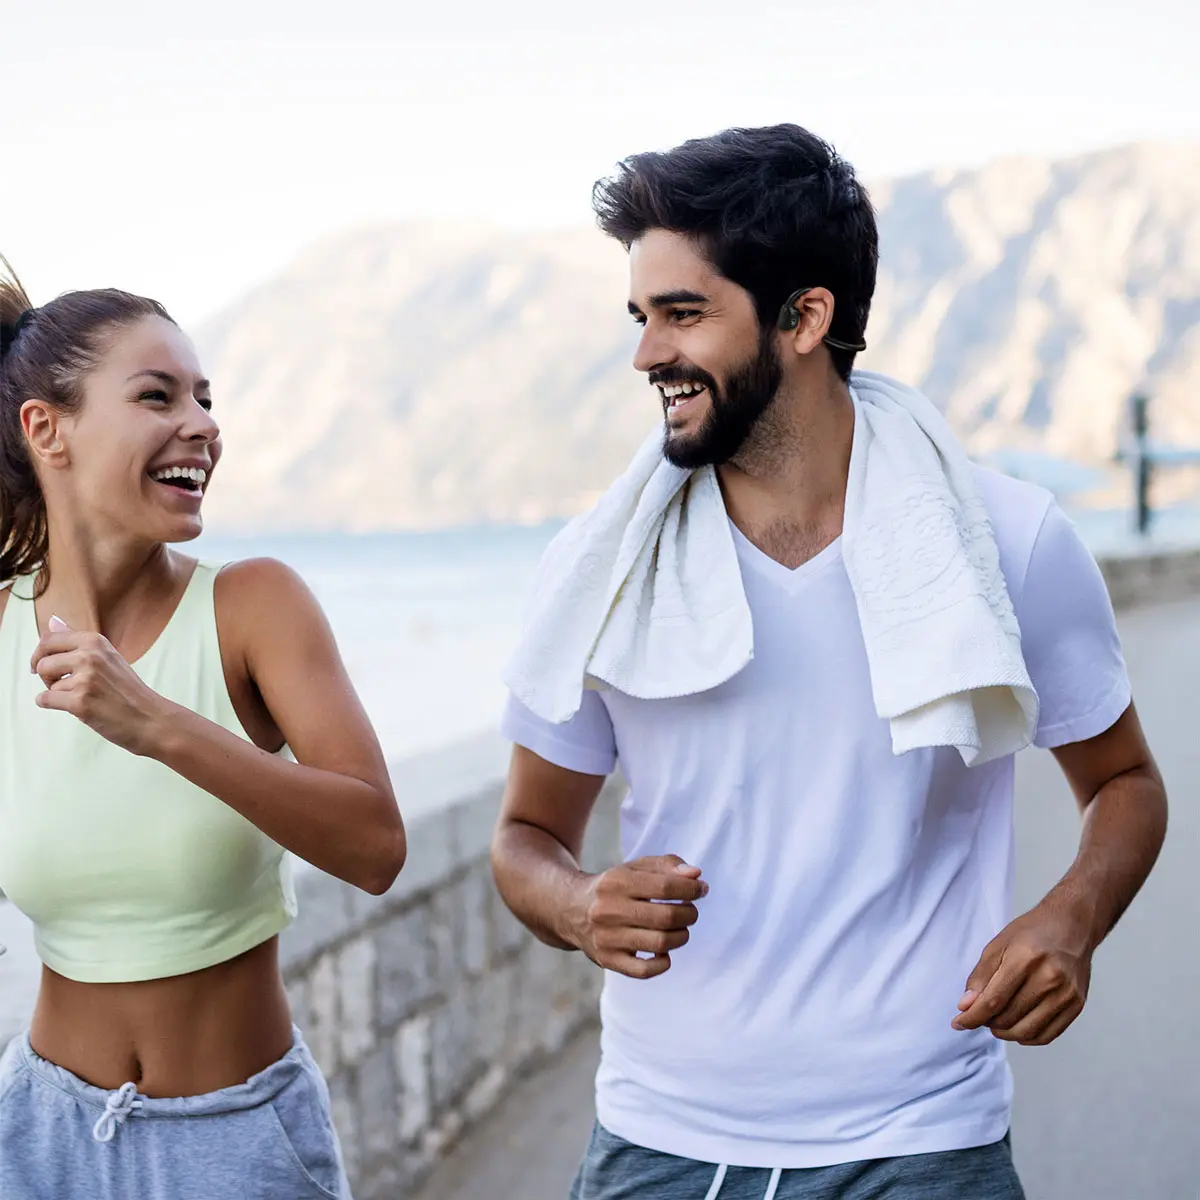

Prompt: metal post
[{"left": 1130, "top": 394, "right": 1152, "bottom": 536}]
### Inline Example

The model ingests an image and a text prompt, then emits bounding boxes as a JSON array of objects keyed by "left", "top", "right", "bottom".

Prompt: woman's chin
[{"left": 159, "top": 515, "right": 205, "bottom": 544}]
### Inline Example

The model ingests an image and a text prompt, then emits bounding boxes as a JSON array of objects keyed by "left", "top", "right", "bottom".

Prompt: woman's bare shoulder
[{"left": 212, "top": 558, "right": 327, "bottom": 660}]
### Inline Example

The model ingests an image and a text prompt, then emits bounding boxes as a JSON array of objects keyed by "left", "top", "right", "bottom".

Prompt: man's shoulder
[
  {"left": 972, "top": 463, "right": 1055, "bottom": 528},
  {"left": 971, "top": 464, "right": 1057, "bottom": 595}
]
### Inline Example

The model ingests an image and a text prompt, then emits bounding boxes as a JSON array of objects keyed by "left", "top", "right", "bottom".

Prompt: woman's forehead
[{"left": 104, "top": 317, "right": 205, "bottom": 384}]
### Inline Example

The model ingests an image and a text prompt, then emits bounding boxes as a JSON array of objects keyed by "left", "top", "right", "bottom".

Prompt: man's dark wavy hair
[{"left": 592, "top": 124, "right": 878, "bottom": 380}]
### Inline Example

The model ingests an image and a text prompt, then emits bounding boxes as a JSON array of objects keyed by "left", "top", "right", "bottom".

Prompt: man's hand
[
  {"left": 952, "top": 902, "right": 1092, "bottom": 1046},
  {"left": 568, "top": 854, "right": 708, "bottom": 980}
]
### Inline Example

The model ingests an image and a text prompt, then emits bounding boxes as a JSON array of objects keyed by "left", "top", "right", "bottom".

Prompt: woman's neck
[{"left": 40, "top": 516, "right": 177, "bottom": 633}]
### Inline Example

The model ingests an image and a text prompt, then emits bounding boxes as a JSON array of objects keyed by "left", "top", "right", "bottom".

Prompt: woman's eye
[
  {"left": 140, "top": 389, "right": 170, "bottom": 403},
  {"left": 197, "top": 398, "right": 213, "bottom": 412}
]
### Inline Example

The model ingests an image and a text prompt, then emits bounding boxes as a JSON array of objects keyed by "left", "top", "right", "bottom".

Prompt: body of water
[
  {"left": 191, "top": 522, "right": 559, "bottom": 761},
  {"left": 191, "top": 503, "right": 1200, "bottom": 762}
]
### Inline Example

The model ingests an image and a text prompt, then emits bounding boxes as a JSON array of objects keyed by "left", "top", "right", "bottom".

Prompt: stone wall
[
  {"left": 1098, "top": 545, "right": 1200, "bottom": 611},
  {"left": 279, "top": 739, "right": 622, "bottom": 1200}
]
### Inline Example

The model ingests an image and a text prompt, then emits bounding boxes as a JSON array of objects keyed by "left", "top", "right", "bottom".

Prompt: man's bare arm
[
  {"left": 491, "top": 745, "right": 707, "bottom": 979},
  {"left": 954, "top": 703, "right": 1167, "bottom": 1045}
]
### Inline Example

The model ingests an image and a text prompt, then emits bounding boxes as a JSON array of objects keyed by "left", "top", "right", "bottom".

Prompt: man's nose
[{"left": 633, "top": 325, "right": 678, "bottom": 375}]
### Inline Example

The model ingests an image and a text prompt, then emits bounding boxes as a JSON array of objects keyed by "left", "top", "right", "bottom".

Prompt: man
[{"left": 491, "top": 125, "right": 1167, "bottom": 1199}]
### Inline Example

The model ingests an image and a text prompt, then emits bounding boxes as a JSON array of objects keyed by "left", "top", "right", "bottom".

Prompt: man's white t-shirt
[{"left": 501, "top": 467, "right": 1131, "bottom": 1169}]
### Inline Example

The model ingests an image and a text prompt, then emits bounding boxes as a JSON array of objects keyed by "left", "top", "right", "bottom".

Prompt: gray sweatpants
[
  {"left": 571, "top": 1121, "right": 1026, "bottom": 1200},
  {"left": 0, "top": 1026, "right": 352, "bottom": 1199}
]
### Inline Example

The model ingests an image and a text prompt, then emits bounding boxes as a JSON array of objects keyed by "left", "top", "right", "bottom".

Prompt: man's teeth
[
  {"left": 151, "top": 466, "right": 206, "bottom": 485},
  {"left": 661, "top": 382, "right": 705, "bottom": 407}
]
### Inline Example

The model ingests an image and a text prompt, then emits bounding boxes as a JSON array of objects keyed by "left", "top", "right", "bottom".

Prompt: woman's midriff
[{"left": 28, "top": 936, "right": 293, "bottom": 1097}]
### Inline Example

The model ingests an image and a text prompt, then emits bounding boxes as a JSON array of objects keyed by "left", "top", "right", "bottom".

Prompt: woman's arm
[{"left": 31, "top": 558, "right": 406, "bottom": 894}]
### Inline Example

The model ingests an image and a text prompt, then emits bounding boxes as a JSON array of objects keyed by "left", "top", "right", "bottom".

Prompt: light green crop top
[{"left": 0, "top": 562, "right": 297, "bottom": 983}]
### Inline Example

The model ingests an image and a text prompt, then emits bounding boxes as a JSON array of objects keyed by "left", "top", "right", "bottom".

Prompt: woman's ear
[{"left": 21, "top": 399, "right": 70, "bottom": 470}]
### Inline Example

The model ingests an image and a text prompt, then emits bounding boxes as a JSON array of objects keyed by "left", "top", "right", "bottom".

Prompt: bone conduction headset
[{"left": 776, "top": 287, "right": 866, "bottom": 352}]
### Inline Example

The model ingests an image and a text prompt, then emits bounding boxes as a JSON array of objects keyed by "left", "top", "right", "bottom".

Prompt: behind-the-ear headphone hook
[{"left": 776, "top": 287, "right": 866, "bottom": 352}]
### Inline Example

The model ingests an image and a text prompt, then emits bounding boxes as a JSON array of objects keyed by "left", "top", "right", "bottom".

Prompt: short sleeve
[
  {"left": 1018, "top": 503, "right": 1132, "bottom": 749},
  {"left": 500, "top": 688, "right": 619, "bottom": 777}
]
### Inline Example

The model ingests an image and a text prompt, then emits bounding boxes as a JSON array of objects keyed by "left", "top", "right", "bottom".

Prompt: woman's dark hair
[
  {"left": 0, "top": 255, "right": 174, "bottom": 588},
  {"left": 592, "top": 124, "right": 878, "bottom": 379}
]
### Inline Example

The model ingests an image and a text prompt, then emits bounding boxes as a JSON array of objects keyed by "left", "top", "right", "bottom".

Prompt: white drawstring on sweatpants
[
  {"left": 92, "top": 1082, "right": 141, "bottom": 1143},
  {"left": 704, "top": 1163, "right": 784, "bottom": 1199},
  {"left": 702, "top": 1165, "right": 728, "bottom": 1200}
]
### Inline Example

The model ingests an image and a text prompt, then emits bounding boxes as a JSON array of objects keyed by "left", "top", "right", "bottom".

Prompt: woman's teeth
[
  {"left": 150, "top": 466, "right": 206, "bottom": 488},
  {"left": 662, "top": 382, "right": 706, "bottom": 408}
]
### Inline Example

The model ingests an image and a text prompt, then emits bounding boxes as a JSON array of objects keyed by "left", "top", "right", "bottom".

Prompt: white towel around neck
[{"left": 504, "top": 370, "right": 1038, "bottom": 767}]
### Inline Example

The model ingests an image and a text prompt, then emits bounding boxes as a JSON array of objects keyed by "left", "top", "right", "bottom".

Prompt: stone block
[
  {"left": 327, "top": 1070, "right": 361, "bottom": 1188},
  {"left": 459, "top": 862, "right": 490, "bottom": 978},
  {"left": 279, "top": 868, "right": 355, "bottom": 973},
  {"left": 576, "top": 959, "right": 604, "bottom": 1009},
  {"left": 356, "top": 1043, "right": 400, "bottom": 1197},
  {"left": 421, "top": 1109, "right": 464, "bottom": 1163},
  {"left": 486, "top": 885, "right": 529, "bottom": 963},
  {"left": 338, "top": 935, "right": 377, "bottom": 1068},
  {"left": 506, "top": 937, "right": 589, "bottom": 1061},
  {"left": 449, "top": 787, "right": 501, "bottom": 864},
  {"left": 376, "top": 902, "right": 438, "bottom": 1030},
  {"left": 388, "top": 806, "right": 459, "bottom": 906},
  {"left": 525, "top": 935, "right": 565, "bottom": 997},
  {"left": 539, "top": 991, "right": 578, "bottom": 1056},
  {"left": 395, "top": 1012, "right": 432, "bottom": 1143},
  {"left": 430, "top": 878, "right": 465, "bottom": 994},
  {"left": 307, "top": 951, "right": 341, "bottom": 1077},
  {"left": 471, "top": 962, "right": 514, "bottom": 1070},
  {"left": 464, "top": 1063, "right": 508, "bottom": 1124},
  {"left": 343, "top": 881, "right": 404, "bottom": 930},
  {"left": 284, "top": 975, "right": 311, "bottom": 1034},
  {"left": 430, "top": 986, "right": 477, "bottom": 1110},
  {"left": 386, "top": 733, "right": 508, "bottom": 827}
]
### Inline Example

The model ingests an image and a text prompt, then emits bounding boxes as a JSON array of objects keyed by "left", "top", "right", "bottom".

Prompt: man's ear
[{"left": 778, "top": 287, "right": 835, "bottom": 359}]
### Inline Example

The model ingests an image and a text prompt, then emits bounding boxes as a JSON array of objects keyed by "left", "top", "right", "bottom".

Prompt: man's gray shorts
[
  {"left": 0, "top": 1025, "right": 352, "bottom": 1199},
  {"left": 571, "top": 1121, "right": 1025, "bottom": 1200}
]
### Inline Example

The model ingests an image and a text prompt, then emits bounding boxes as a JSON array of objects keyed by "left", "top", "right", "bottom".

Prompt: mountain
[{"left": 195, "top": 142, "right": 1200, "bottom": 532}]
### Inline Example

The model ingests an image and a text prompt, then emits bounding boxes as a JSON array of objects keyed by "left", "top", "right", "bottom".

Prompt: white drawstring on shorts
[
  {"left": 704, "top": 1163, "right": 783, "bottom": 1199},
  {"left": 92, "top": 1082, "right": 141, "bottom": 1143}
]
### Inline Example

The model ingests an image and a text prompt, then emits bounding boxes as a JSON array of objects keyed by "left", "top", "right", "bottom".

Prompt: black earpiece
[
  {"left": 777, "top": 287, "right": 812, "bottom": 331},
  {"left": 776, "top": 286, "right": 867, "bottom": 352}
]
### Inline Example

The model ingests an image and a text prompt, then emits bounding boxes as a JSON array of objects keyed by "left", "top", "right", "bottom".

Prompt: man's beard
[{"left": 660, "top": 330, "right": 783, "bottom": 470}]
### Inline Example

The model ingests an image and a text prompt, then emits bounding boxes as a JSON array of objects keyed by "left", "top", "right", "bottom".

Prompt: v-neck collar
[{"left": 729, "top": 518, "right": 844, "bottom": 594}]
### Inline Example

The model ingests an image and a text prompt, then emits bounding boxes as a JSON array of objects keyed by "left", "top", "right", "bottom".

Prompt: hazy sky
[{"left": 2, "top": 0, "right": 1196, "bottom": 325}]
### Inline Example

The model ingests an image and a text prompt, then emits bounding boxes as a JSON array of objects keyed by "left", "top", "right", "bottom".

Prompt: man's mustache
[{"left": 648, "top": 366, "right": 719, "bottom": 392}]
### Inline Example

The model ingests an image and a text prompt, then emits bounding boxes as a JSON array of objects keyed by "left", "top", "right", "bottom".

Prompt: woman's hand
[{"left": 30, "top": 617, "right": 172, "bottom": 756}]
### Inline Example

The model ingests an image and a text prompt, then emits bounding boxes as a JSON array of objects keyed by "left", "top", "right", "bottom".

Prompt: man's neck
[{"left": 717, "top": 370, "right": 854, "bottom": 570}]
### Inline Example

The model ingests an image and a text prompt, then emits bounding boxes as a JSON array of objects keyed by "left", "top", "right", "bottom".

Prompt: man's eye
[
  {"left": 671, "top": 309, "right": 702, "bottom": 321},
  {"left": 631, "top": 314, "right": 647, "bottom": 327}
]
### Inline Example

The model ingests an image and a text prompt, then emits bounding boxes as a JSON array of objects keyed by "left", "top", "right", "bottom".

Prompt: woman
[{"left": 0, "top": 260, "right": 406, "bottom": 1199}]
